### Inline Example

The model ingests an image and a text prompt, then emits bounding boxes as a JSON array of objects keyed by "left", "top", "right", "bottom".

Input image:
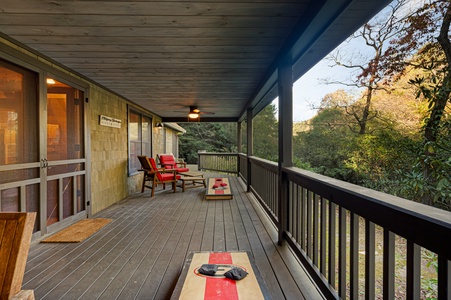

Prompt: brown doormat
[{"left": 41, "top": 218, "right": 112, "bottom": 243}]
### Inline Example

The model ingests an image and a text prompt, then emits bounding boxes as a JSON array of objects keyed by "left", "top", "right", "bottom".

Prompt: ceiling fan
[{"left": 187, "top": 106, "right": 215, "bottom": 120}]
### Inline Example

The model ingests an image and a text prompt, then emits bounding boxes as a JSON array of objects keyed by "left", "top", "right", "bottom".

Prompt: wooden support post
[
  {"left": 237, "top": 121, "right": 242, "bottom": 153},
  {"left": 246, "top": 109, "right": 253, "bottom": 192},
  {"left": 237, "top": 122, "right": 242, "bottom": 176},
  {"left": 277, "top": 58, "right": 293, "bottom": 245}
]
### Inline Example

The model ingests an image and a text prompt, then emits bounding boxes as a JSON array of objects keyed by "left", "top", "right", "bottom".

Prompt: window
[
  {"left": 0, "top": 59, "right": 39, "bottom": 166},
  {"left": 128, "top": 108, "right": 152, "bottom": 175}
]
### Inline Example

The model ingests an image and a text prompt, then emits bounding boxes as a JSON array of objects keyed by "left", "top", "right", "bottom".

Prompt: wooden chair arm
[{"left": 175, "top": 162, "right": 187, "bottom": 168}]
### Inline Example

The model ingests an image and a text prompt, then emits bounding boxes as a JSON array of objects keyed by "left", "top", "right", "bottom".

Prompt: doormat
[{"left": 41, "top": 218, "right": 112, "bottom": 243}]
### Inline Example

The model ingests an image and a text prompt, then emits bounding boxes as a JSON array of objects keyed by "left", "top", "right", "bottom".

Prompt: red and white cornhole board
[
  {"left": 172, "top": 252, "right": 270, "bottom": 300},
  {"left": 205, "top": 178, "right": 233, "bottom": 200}
]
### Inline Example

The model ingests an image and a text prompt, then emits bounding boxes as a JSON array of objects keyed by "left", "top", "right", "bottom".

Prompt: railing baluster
[
  {"left": 365, "top": 220, "right": 375, "bottom": 300},
  {"left": 329, "top": 202, "right": 336, "bottom": 288},
  {"left": 338, "top": 206, "right": 346, "bottom": 298},
  {"left": 320, "top": 197, "right": 327, "bottom": 275},
  {"left": 296, "top": 185, "right": 301, "bottom": 244},
  {"left": 307, "top": 190, "right": 313, "bottom": 257},
  {"left": 406, "top": 241, "right": 421, "bottom": 299},
  {"left": 301, "top": 187, "right": 306, "bottom": 251},
  {"left": 438, "top": 255, "right": 451, "bottom": 300},
  {"left": 292, "top": 183, "right": 297, "bottom": 242},
  {"left": 383, "top": 228, "right": 395, "bottom": 299},
  {"left": 350, "top": 212, "right": 359, "bottom": 300},
  {"left": 288, "top": 182, "right": 294, "bottom": 238},
  {"left": 313, "top": 193, "right": 319, "bottom": 266}
]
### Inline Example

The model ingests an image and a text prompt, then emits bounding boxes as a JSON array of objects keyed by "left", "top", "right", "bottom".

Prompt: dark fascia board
[
  {"left": 162, "top": 117, "right": 239, "bottom": 123},
  {"left": 238, "top": 0, "right": 393, "bottom": 122},
  {"left": 291, "top": 0, "right": 393, "bottom": 80}
]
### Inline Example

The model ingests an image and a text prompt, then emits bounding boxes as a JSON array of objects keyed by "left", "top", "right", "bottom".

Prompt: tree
[
  {"left": 179, "top": 122, "right": 236, "bottom": 164},
  {"left": 384, "top": 0, "right": 451, "bottom": 207},
  {"left": 328, "top": 0, "right": 412, "bottom": 134},
  {"left": 293, "top": 93, "right": 359, "bottom": 181}
]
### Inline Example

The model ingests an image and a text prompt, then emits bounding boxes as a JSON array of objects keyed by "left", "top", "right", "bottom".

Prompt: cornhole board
[
  {"left": 205, "top": 177, "right": 233, "bottom": 200},
  {"left": 171, "top": 251, "right": 271, "bottom": 300}
]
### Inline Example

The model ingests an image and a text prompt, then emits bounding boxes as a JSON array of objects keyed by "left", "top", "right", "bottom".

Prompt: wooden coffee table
[
  {"left": 205, "top": 177, "right": 233, "bottom": 200},
  {"left": 178, "top": 171, "right": 206, "bottom": 192},
  {"left": 178, "top": 171, "right": 205, "bottom": 178}
]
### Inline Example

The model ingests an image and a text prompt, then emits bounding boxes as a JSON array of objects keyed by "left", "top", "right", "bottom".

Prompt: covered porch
[
  {"left": 1, "top": 0, "right": 450, "bottom": 299},
  {"left": 23, "top": 174, "right": 322, "bottom": 299}
]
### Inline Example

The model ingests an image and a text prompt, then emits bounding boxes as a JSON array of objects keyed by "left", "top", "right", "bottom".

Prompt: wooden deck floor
[{"left": 23, "top": 175, "right": 323, "bottom": 300}]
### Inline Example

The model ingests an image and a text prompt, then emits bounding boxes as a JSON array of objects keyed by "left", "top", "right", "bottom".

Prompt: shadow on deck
[{"left": 23, "top": 174, "right": 323, "bottom": 299}]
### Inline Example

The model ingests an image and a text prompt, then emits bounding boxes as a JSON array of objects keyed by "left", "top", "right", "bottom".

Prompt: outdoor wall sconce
[{"left": 155, "top": 122, "right": 163, "bottom": 128}]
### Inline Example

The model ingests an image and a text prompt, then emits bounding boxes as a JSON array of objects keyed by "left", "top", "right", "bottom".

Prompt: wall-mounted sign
[{"left": 100, "top": 115, "right": 122, "bottom": 128}]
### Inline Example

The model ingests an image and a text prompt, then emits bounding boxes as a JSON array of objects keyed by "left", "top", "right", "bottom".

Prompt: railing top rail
[
  {"left": 198, "top": 152, "right": 238, "bottom": 157},
  {"left": 283, "top": 166, "right": 451, "bottom": 259},
  {"left": 249, "top": 156, "right": 278, "bottom": 172}
]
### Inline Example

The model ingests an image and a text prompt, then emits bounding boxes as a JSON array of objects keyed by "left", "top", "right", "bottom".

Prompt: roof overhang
[{"left": 0, "top": 0, "right": 392, "bottom": 122}]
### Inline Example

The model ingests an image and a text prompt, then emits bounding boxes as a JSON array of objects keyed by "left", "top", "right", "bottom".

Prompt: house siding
[{"left": 89, "top": 86, "right": 130, "bottom": 214}]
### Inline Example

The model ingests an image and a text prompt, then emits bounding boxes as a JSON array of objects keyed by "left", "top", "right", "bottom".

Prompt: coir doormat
[{"left": 41, "top": 218, "right": 112, "bottom": 243}]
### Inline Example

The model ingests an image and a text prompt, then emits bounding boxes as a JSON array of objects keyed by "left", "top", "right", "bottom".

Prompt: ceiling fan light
[{"left": 188, "top": 112, "right": 199, "bottom": 119}]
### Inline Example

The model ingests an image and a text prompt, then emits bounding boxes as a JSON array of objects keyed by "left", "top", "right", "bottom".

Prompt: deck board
[{"left": 23, "top": 174, "right": 324, "bottom": 299}]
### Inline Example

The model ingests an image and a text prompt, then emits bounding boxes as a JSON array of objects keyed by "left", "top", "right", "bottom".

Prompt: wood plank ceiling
[{"left": 0, "top": 0, "right": 391, "bottom": 122}]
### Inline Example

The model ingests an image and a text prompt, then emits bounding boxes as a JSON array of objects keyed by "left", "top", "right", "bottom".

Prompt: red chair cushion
[
  {"left": 159, "top": 173, "right": 177, "bottom": 181},
  {"left": 159, "top": 155, "right": 176, "bottom": 168},
  {"left": 159, "top": 154, "right": 189, "bottom": 173}
]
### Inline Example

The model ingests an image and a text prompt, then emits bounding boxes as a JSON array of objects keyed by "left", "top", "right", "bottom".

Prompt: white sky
[{"left": 291, "top": 60, "right": 353, "bottom": 122}]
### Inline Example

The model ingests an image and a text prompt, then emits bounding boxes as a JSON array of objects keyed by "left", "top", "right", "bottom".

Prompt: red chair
[
  {"left": 137, "top": 156, "right": 181, "bottom": 197},
  {"left": 158, "top": 154, "right": 189, "bottom": 173}
]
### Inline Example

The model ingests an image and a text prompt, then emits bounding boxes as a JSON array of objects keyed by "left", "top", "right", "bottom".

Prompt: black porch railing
[{"left": 198, "top": 152, "right": 451, "bottom": 299}]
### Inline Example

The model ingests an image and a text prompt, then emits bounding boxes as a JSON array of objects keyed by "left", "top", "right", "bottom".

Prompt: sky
[{"left": 291, "top": 59, "right": 353, "bottom": 122}]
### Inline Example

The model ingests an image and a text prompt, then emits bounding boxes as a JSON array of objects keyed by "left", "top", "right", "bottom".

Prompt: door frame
[{"left": 0, "top": 48, "right": 91, "bottom": 239}]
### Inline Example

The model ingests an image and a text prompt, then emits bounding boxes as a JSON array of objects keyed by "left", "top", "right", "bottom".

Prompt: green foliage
[
  {"left": 179, "top": 122, "right": 237, "bottom": 164},
  {"left": 253, "top": 104, "right": 278, "bottom": 161},
  {"left": 422, "top": 250, "right": 438, "bottom": 300},
  {"left": 398, "top": 126, "right": 451, "bottom": 209},
  {"left": 293, "top": 107, "right": 359, "bottom": 181},
  {"left": 345, "top": 131, "right": 418, "bottom": 194}
]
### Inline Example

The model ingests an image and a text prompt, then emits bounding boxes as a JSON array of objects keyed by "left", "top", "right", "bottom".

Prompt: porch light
[
  {"left": 46, "top": 78, "right": 56, "bottom": 84},
  {"left": 188, "top": 112, "right": 199, "bottom": 119},
  {"left": 155, "top": 122, "right": 163, "bottom": 128},
  {"left": 188, "top": 106, "right": 200, "bottom": 119}
]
